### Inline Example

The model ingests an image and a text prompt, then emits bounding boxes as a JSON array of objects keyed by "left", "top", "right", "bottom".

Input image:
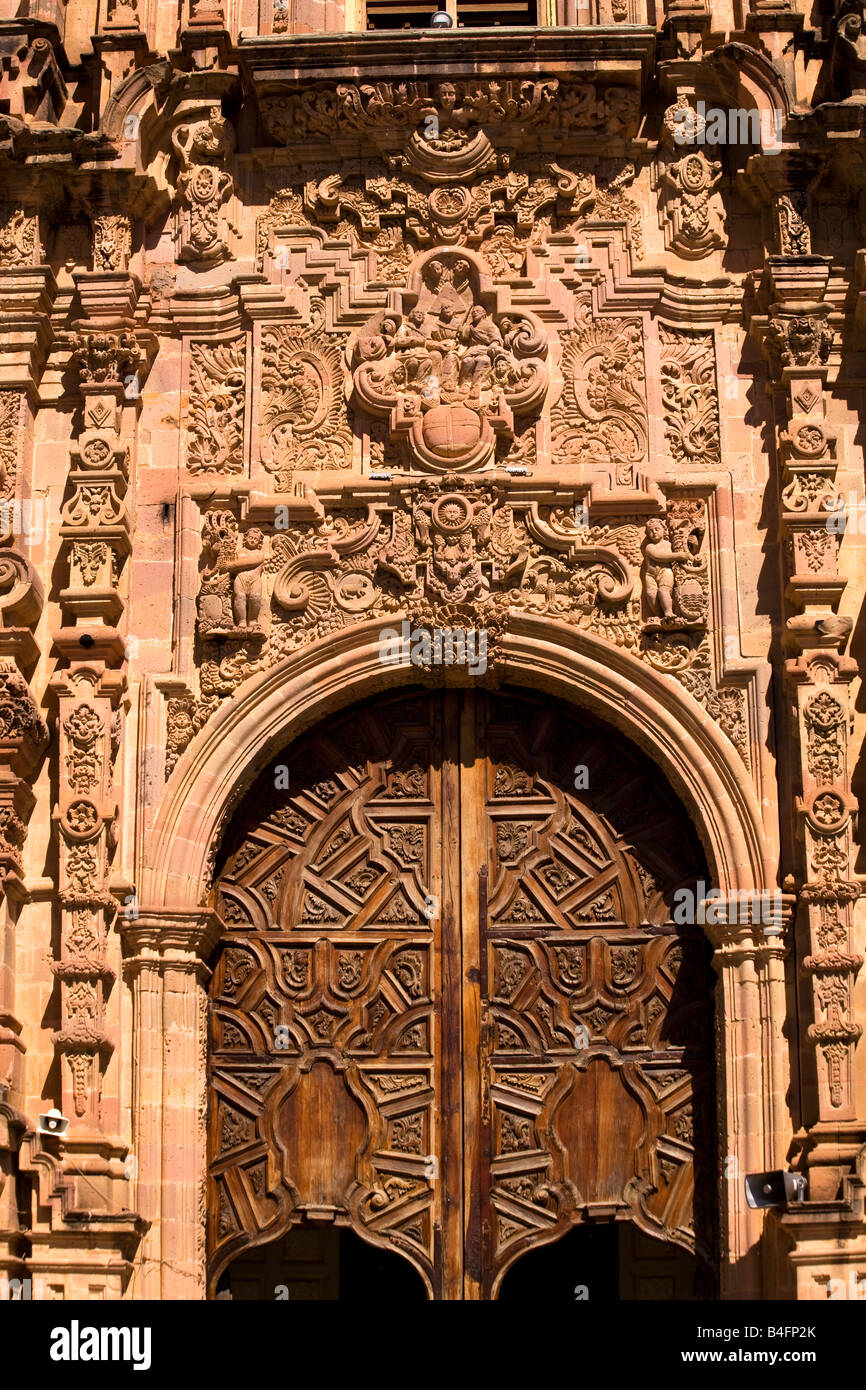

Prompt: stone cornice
[{"left": 237, "top": 28, "right": 656, "bottom": 89}]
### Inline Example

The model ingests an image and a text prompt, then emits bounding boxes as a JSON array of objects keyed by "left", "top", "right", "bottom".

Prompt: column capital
[{"left": 123, "top": 909, "right": 220, "bottom": 967}]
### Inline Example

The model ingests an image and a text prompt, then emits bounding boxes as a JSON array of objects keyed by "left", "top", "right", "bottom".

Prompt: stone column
[
  {"left": 710, "top": 914, "right": 791, "bottom": 1299},
  {"left": 0, "top": 188, "right": 52, "bottom": 1294},
  {"left": 46, "top": 255, "right": 153, "bottom": 1209},
  {"left": 125, "top": 912, "right": 218, "bottom": 1298}
]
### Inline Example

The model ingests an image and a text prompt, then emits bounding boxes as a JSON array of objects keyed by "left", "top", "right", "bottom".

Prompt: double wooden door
[{"left": 208, "top": 689, "right": 715, "bottom": 1299}]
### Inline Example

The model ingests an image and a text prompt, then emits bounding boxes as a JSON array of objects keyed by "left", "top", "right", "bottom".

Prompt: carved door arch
[{"left": 207, "top": 687, "right": 716, "bottom": 1299}]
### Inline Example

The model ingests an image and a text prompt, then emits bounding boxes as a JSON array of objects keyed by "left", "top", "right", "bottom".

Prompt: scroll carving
[
  {"left": 259, "top": 80, "right": 640, "bottom": 145},
  {"left": 0, "top": 204, "right": 38, "bottom": 266},
  {"left": 188, "top": 339, "right": 246, "bottom": 475},
  {"left": 260, "top": 299, "right": 351, "bottom": 486},
  {"left": 659, "top": 327, "right": 721, "bottom": 467},
  {"left": 551, "top": 302, "right": 648, "bottom": 485},
  {"left": 0, "top": 390, "right": 23, "bottom": 499}
]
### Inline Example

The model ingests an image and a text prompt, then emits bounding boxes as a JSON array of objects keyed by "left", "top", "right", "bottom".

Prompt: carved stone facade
[{"left": 0, "top": 0, "right": 864, "bottom": 1307}]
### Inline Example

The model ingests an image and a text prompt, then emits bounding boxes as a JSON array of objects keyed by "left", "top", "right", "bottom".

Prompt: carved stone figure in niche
[
  {"left": 229, "top": 529, "right": 265, "bottom": 630},
  {"left": 198, "top": 511, "right": 265, "bottom": 637},
  {"left": 352, "top": 248, "right": 547, "bottom": 473},
  {"left": 642, "top": 510, "right": 707, "bottom": 630}
]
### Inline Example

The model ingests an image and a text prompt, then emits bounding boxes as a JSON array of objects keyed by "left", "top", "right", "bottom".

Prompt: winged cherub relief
[{"left": 351, "top": 248, "right": 548, "bottom": 473}]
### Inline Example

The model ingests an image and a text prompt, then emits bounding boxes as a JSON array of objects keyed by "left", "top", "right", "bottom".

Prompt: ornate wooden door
[
  {"left": 207, "top": 689, "right": 715, "bottom": 1299},
  {"left": 463, "top": 692, "right": 715, "bottom": 1298}
]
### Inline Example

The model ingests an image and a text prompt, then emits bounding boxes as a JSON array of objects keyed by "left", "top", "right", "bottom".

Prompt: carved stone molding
[{"left": 258, "top": 79, "right": 641, "bottom": 147}]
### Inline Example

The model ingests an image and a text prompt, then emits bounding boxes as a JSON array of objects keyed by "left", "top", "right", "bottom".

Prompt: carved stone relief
[
  {"left": 167, "top": 474, "right": 747, "bottom": 775},
  {"left": 258, "top": 80, "right": 641, "bottom": 146},
  {"left": 172, "top": 106, "right": 236, "bottom": 266},
  {"left": 657, "top": 97, "right": 725, "bottom": 260},
  {"left": 351, "top": 250, "right": 548, "bottom": 474},
  {"left": 259, "top": 298, "right": 351, "bottom": 487},
  {"left": 188, "top": 340, "right": 246, "bottom": 475},
  {"left": 659, "top": 327, "right": 721, "bottom": 468},
  {"left": 551, "top": 299, "right": 648, "bottom": 485}
]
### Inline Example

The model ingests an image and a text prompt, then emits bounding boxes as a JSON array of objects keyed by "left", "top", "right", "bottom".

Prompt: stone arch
[
  {"left": 143, "top": 617, "right": 773, "bottom": 912},
  {"left": 133, "top": 617, "right": 785, "bottom": 1300}
]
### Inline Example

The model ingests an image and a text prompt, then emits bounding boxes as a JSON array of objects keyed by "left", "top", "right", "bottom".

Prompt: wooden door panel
[
  {"left": 476, "top": 691, "right": 716, "bottom": 1296},
  {"left": 207, "top": 693, "right": 459, "bottom": 1298}
]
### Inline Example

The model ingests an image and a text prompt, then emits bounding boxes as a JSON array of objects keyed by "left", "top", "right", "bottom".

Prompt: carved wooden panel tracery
[{"left": 207, "top": 688, "right": 716, "bottom": 1298}]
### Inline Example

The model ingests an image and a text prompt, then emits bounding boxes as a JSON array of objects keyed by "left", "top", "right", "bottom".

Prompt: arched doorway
[{"left": 206, "top": 687, "right": 717, "bottom": 1299}]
